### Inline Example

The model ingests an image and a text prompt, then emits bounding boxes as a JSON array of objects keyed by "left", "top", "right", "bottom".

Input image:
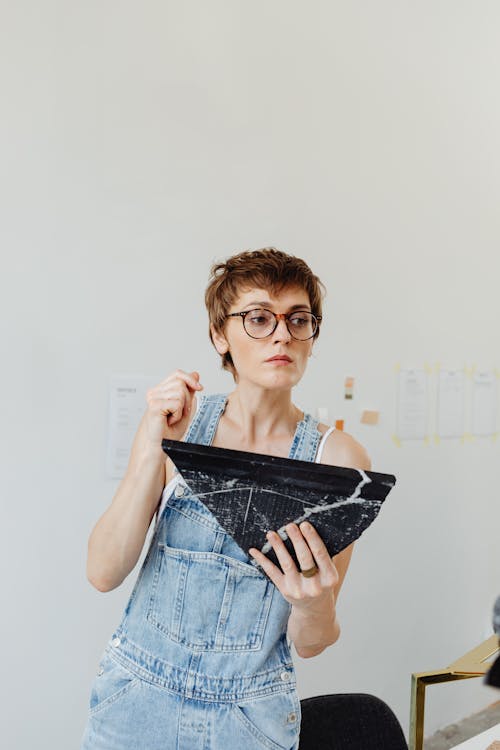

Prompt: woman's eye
[
  {"left": 290, "top": 316, "right": 308, "bottom": 326},
  {"left": 249, "top": 316, "right": 268, "bottom": 324}
]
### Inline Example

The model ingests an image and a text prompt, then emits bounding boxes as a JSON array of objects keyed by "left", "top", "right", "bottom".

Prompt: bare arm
[
  {"left": 287, "top": 432, "right": 371, "bottom": 658},
  {"left": 86, "top": 416, "right": 167, "bottom": 592},
  {"left": 86, "top": 370, "right": 203, "bottom": 592}
]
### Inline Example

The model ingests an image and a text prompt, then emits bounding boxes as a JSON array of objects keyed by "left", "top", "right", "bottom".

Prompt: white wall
[{"left": 2, "top": 1, "right": 500, "bottom": 747}]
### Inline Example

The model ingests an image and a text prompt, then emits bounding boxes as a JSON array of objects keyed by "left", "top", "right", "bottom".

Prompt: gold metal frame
[{"left": 409, "top": 634, "right": 500, "bottom": 750}]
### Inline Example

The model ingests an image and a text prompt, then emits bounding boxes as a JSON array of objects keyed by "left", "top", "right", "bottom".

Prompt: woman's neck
[{"left": 223, "top": 384, "right": 303, "bottom": 446}]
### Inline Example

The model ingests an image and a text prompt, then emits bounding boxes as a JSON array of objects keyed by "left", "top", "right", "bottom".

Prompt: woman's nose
[{"left": 272, "top": 315, "right": 292, "bottom": 342}]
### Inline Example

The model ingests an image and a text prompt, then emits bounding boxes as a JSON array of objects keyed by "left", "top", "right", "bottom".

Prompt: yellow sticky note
[{"left": 361, "top": 410, "right": 379, "bottom": 425}]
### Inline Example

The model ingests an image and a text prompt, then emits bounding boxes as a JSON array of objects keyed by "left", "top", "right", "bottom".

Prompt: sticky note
[
  {"left": 361, "top": 410, "right": 379, "bottom": 426},
  {"left": 344, "top": 376, "right": 354, "bottom": 400}
]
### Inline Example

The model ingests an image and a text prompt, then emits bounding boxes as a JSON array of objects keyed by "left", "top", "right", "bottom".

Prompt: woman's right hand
[{"left": 144, "top": 369, "right": 203, "bottom": 447}]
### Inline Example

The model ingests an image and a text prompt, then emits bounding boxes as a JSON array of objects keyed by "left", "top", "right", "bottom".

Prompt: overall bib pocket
[{"left": 146, "top": 542, "right": 273, "bottom": 652}]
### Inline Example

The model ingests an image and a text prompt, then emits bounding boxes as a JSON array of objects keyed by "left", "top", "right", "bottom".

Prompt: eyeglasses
[{"left": 225, "top": 308, "right": 322, "bottom": 341}]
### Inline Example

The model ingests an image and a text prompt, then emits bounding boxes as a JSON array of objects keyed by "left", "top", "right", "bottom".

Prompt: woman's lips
[{"left": 265, "top": 356, "right": 293, "bottom": 365}]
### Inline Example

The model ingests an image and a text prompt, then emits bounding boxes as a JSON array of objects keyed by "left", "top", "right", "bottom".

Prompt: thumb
[{"left": 190, "top": 371, "right": 203, "bottom": 389}]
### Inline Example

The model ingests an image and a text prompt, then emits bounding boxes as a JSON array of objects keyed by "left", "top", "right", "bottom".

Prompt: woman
[{"left": 81, "top": 247, "right": 371, "bottom": 750}]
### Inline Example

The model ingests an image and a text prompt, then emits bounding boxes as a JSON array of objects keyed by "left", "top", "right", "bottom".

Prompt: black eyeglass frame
[{"left": 225, "top": 308, "right": 322, "bottom": 341}]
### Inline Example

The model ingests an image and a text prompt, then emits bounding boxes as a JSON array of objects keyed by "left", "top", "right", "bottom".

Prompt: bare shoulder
[{"left": 317, "top": 422, "right": 371, "bottom": 471}]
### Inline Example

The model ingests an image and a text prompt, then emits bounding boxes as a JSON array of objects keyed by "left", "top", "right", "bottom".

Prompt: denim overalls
[{"left": 81, "top": 393, "right": 323, "bottom": 750}]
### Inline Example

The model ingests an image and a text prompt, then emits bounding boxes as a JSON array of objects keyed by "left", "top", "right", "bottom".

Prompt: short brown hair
[{"left": 205, "top": 247, "right": 326, "bottom": 378}]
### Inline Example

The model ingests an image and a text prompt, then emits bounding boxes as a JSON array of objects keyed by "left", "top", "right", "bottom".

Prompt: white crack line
[
  {"left": 259, "top": 469, "right": 372, "bottom": 554},
  {"left": 242, "top": 487, "right": 253, "bottom": 535}
]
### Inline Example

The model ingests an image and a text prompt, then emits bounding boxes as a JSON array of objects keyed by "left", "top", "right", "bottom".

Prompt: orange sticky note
[
  {"left": 361, "top": 410, "right": 379, "bottom": 426},
  {"left": 335, "top": 419, "right": 345, "bottom": 431}
]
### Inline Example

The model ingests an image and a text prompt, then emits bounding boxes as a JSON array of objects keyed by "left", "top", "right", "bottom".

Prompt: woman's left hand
[{"left": 248, "top": 521, "right": 339, "bottom": 611}]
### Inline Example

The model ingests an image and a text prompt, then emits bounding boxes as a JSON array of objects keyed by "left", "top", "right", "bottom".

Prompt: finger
[
  {"left": 182, "top": 383, "right": 197, "bottom": 418},
  {"left": 248, "top": 547, "right": 283, "bottom": 588},
  {"left": 167, "top": 407, "right": 183, "bottom": 426},
  {"left": 173, "top": 378, "right": 201, "bottom": 424},
  {"left": 148, "top": 381, "right": 194, "bottom": 425},
  {"left": 158, "top": 370, "right": 204, "bottom": 393},
  {"left": 174, "top": 369, "right": 203, "bottom": 392},
  {"left": 170, "top": 384, "right": 194, "bottom": 425},
  {"left": 149, "top": 387, "right": 186, "bottom": 425},
  {"left": 147, "top": 374, "right": 203, "bottom": 416},
  {"left": 285, "top": 523, "right": 316, "bottom": 572},
  {"left": 149, "top": 383, "right": 187, "bottom": 403},
  {"left": 265, "top": 530, "right": 300, "bottom": 577},
  {"left": 174, "top": 376, "right": 202, "bottom": 421},
  {"left": 298, "top": 522, "right": 337, "bottom": 576},
  {"left": 164, "top": 394, "right": 184, "bottom": 425},
  {"left": 189, "top": 371, "right": 204, "bottom": 390}
]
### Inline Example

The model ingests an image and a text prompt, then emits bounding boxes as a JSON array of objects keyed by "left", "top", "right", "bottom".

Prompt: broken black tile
[{"left": 161, "top": 439, "right": 396, "bottom": 574}]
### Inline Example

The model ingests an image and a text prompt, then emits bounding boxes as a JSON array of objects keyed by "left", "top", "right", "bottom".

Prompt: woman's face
[{"left": 212, "top": 285, "right": 316, "bottom": 389}]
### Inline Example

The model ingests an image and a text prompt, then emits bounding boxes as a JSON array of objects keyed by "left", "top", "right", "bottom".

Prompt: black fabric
[
  {"left": 486, "top": 652, "right": 500, "bottom": 688},
  {"left": 298, "top": 693, "right": 408, "bottom": 750},
  {"left": 485, "top": 597, "right": 500, "bottom": 688}
]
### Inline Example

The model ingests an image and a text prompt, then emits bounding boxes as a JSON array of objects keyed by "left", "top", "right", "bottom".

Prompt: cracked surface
[{"left": 161, "top": 442, "right": 396, "bottom": 572}]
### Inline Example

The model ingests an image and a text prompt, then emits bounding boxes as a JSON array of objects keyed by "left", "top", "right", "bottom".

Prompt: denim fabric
[{"left": 81, "top": 393, "right": 322, "bottom": 750}]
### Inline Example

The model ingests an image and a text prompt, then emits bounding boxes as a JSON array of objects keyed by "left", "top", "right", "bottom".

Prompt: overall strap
[
  {"left": 184, "top": 393, "right": 325, "bottom": 460},
  {"left": 183, "top": 392, "right": 228, "bottom": 446},
  {"left": 156, "top": 392, "right": 228, "bottom": 521},
  {"left": 288, "top": 412, "right": 323, "bottom": 462}
]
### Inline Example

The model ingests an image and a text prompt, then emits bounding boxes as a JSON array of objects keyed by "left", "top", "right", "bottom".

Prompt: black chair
[
  {"left": 299, "top": 693, "right": 408, "bottom": 750},
  {"left": 485, "top": 595, "right": 500, "bottom": 689}
]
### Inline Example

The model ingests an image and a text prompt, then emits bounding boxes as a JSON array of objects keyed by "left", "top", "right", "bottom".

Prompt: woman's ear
[{"left": 210, "top": 324, "right": 229, "bottom": 355}]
